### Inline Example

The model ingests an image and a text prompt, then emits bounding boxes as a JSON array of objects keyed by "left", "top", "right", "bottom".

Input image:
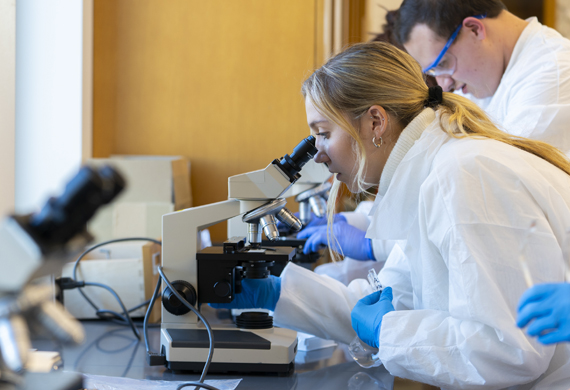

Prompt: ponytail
[{"left": 438, "top": 92, "right": 570, "bottom": 175}]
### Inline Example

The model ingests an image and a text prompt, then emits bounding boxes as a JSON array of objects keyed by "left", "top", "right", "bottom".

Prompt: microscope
[
  {"left": 0, "top": 165, "right": 125, "bottom": 390},
  {"left": 226, "top": 158, "right": 332, "bottom": 271},
  {"left": 159, "top": 136, "right": 319, "bottom": 374}
]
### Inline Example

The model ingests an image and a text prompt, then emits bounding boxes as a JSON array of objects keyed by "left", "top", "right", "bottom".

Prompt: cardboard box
[
  {"left": 61, "top": 242, "right": 161, "bottom": 323},
  {"left": 87, "top": 156, "right": 192, "bottom": 243}
]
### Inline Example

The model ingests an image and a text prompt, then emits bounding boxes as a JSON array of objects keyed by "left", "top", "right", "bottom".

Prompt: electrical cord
[
  {"left": 64, "top": 237, "right": 220, "bottom": 389},
  {"left": 84, "top": 281, "right": 141, "bottom": 340},
  {"left": 58, "top": 276, "right": 143, "bottom": 340},
  {"left": 93, "top": 297, "right": 155, "bottom": 327},
  {"left": 65, "top": 237, "right": 162, "bottom": 340},
  {"left": 143, "top": 266, "right": 220, "bottom": 390},
  {"left": 73, "top": 327, "right": 140, "bottom": 378}
]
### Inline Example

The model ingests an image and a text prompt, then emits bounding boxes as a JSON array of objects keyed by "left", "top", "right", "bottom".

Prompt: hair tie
[{"left": 425, "top": 85, "right": 443, "bottom": 108}]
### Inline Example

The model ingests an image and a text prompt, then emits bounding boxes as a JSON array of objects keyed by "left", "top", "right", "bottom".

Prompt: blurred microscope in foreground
[
  {"left": 0, "top": 165, "right": 125, "bottom": 390},
  {"left": 159, "top": 136, "right": 326, "bottom": 374}
]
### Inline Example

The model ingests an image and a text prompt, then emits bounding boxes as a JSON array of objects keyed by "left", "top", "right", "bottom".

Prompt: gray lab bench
[{"left": 32, "top": 319, "right": 397, "bottom": 390}]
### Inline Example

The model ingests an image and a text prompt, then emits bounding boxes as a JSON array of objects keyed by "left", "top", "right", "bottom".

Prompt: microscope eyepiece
[
  {"left": 26, "top": 165, "right": 125, "bottom": 250},
  {"left": 275, "top": 136, "right": 316, "bottom": 182}
]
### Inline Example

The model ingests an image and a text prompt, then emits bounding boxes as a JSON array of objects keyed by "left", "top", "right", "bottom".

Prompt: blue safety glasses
[{"left": 422, "top": 14, "right": 486, "bottom": 77}]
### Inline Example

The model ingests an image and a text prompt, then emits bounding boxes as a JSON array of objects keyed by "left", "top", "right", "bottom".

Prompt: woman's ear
[{"left": 367, "top": 105, "right": 389, "bottom": 137}]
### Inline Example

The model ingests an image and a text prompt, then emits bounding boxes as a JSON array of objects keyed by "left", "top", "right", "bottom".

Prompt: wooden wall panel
[{"left": 93, "top": 1, "right": 320, "bottom": 241}]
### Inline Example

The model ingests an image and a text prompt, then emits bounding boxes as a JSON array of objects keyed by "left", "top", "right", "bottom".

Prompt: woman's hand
[
  {"left": 209, "top": 276, "right": 281, "bottom": 311},
  {"left": 351, "top": 287, "right": 394, "bottom": 348},
  {"left": 297, "top": 219, "right": 375, "bottom": 260}
]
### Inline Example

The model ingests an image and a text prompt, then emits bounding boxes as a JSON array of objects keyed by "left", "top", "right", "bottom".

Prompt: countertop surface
[{"left": 33, "top": 316, "right": 396, "bottom": 390}]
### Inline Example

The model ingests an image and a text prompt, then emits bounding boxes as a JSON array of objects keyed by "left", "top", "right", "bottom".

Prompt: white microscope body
[{"left": 160, "top": 136, "right": 320, "bottom": 373}]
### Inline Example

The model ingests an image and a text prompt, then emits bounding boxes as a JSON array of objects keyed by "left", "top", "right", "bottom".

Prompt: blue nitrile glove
[
  {"left": 277, "top": 212, "right": 346, "bottom": 233},
  {"left": 297, "top": 219, "right": 375, "bottom": 260},
  {"left": 351, "top": 287, "right": 394, "bottom": 348},
  {"left": 517, "top": 283, "right": 570, "bottom": 344},
  {"left": 209, "top": 276, "right": 281, "bottom": 311}
]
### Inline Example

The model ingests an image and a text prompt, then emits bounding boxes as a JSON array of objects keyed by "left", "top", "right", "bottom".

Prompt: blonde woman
[{"left": 212, "top": 42, "right": 570, "bottom": 388}]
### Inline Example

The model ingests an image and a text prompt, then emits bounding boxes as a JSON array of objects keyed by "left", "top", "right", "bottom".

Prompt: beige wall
[
  {"left": 557, "top": 0, "right": 570, "bottom": 38},
  {"left": 93, "top": 1, "right": 324, "bottom": 241},
  {"left": 364, "top": 0, "right": 402, "bottom": 40}
]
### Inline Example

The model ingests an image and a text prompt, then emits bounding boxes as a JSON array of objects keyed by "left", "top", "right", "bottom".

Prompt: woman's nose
[
  {"left": 435, "top": 75, "right": 455, "bottom": 92},
  {"left": 313, "top": 149, "right": 328, "bottom": 164}
]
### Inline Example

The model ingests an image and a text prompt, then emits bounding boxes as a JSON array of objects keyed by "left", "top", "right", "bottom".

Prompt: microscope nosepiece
[
  {"left": 309, "top": 195, "right": 327, "bottom": 218},
  {"left": 260, "top": 215, "right": 279, "bottom": 241},
  {"left": 276, "top": 208, "right": 302, "bottom": 233}
]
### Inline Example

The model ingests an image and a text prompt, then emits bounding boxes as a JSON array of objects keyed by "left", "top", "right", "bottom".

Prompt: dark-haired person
[
  {"left": 395, "top": 0, "right": 570, "bottom": 154},
  {"left": 372, "top": 9, "right": 438, "bottom": 89}
]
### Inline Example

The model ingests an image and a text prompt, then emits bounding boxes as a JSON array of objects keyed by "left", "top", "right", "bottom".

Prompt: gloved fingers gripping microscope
[{"left": 159, "top": 136, "right": 330, "bottom": 373}]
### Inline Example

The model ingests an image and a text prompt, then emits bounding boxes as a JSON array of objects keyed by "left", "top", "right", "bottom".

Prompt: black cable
[
  {"left": 70, "top": 237, "right": 219, "bottom": 389},
  {"left": 69, "top": 237, "right": 161, "bottom": 339},
  {"left": 143, "top": 275, "right": 163, "bottom": 356},
  {"left": 73, "top": 327, "right": 139, "bottom": 378},
  {"left": 94, "top": 297, "right": 155, "bottom": 326},
  {"left": 83, "top": 282, "right": 141, "bottom": 340},
  {"left": 87, "top": 297, "right": 155, "bottom": 327},
  {"left": 128, "top": 297, "right": 153, "bottom": 312},
  {"left": 177, "top": 383, "right": 220, "bottom": 390},
  {"left": 143, "top": 267, "right": 219, "bottom": 390}
]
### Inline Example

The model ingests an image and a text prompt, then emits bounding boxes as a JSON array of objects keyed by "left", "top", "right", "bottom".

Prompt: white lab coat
[
  {"left": 274, "top": 109, "right": 570, "bottom": 389},
  {"left": 456, "top": 17, "right": 570, "bottom": 154},
  {"left": 322, "top": 17, "right": 570, "bottom": 285}
]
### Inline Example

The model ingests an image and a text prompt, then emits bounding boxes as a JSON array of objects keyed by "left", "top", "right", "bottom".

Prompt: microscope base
[
  {"left": 161, "top": 326, "right": 297, "bottom": 374},
  {"left": 167, "top": 360, "right": 294, "bottom": 375}
]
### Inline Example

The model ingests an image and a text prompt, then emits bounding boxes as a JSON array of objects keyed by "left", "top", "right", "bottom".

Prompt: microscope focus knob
[
  {"left": 214, "top": 281, "right": 232, "bottom": 298},
  {"left": 162, "top": 280, "right": 197, "bottom": 316}
]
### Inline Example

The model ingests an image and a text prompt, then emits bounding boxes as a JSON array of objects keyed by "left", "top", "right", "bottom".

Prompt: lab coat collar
[
  {"left": 504, "top": 17, "right": 540, "bottom": 82},
  {"left": 367, "top": 109, "right": 449, "bottom": 240},
  {"left": 378, "top": 108, "right": 436, "bottom": 196}
]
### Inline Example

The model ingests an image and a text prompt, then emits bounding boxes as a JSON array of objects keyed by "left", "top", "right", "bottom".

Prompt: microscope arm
[{"left": 162, "top": 200, "right": 242, "bottom": 326}]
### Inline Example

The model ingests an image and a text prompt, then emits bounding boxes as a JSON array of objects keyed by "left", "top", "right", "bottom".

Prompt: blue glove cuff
[{"left": 366, "top": 238, "right": 375, "bottom": 261}]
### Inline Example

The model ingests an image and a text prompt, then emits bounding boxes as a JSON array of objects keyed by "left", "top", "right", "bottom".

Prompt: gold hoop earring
[{"left": 372, "top": 136, "right": 382, "bottom": 148}]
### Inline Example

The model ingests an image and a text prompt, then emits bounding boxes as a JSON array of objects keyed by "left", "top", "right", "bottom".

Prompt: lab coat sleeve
[
  {"left": 378, "top": 226, "right": 558, "bottom": 388},
  {"left": 273, "top": 262, "right": 373, "bottom": 345},
  {"left": 377, "top": 158, "right": 562, "bottom": 389},
  {"left": 377, "top": 241, "right": 413, "bottom": 311},
  {"left": 371, "top": 238, "right": 398, "bottom": 263}
]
